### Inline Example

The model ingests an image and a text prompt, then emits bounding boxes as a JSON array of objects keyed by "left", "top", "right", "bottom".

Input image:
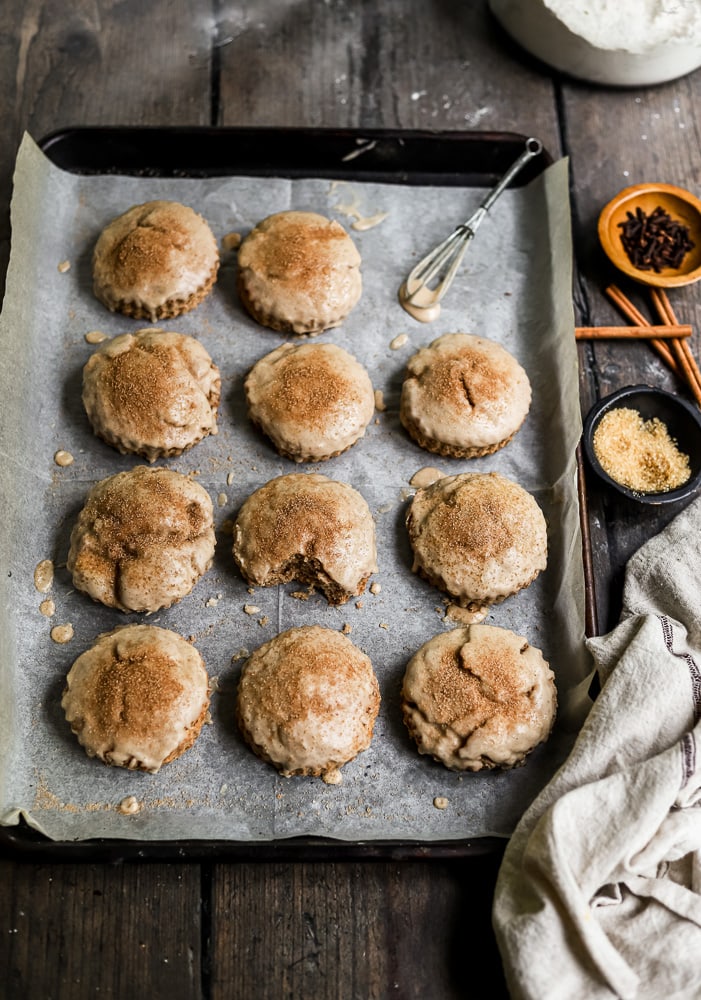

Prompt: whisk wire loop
[{"left": 401, "top": 138, "right": 543, "bottom": 308}]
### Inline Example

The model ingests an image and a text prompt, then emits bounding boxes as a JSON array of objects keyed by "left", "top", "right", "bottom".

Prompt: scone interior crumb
[{"left": 232, "top": 473, "right": 377, "bottom": 605}]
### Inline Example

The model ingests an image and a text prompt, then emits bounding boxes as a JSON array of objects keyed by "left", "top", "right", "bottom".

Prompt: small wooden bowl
[{"left": 598, "top": 183, "right": 701, "bottom": 288}]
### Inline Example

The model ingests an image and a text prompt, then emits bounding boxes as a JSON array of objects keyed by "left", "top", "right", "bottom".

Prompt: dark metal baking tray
[{"left": 1, "top": 125, "right": 588, "bottom": 862}]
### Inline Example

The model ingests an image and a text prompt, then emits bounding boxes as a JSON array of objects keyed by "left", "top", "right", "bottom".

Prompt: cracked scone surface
[
  {"left": 406, "top": 471, "right": 547, "bottom": 611},
  {"left": 400, "top": 332, "right": 532, "bottom": 458},
  {"left": 93, "top": 200, "right": 219, "bottom": 321},
  {"left": 245, "top": 341, "right": 375, "bottom": 461},
  {"left": 237, "top": 210, "right": 362, "bottom": 334},
  {"left": 82, "top": 328, "right": 221, "bottom": 461},
  {"left": 232, "top": 473, "right": 377, "bottom": 605},
  {"left": 401, "top": 624, "right": 557, "bottom": 771},
  {"left": 236, "top": 625, "right": 380, "bottom": 777},
  {"left": 62, "top": 624, "right": 210, "bottom": 773},
  {"left": 67, "top": 466, "right": 215, "bottom": 613}
]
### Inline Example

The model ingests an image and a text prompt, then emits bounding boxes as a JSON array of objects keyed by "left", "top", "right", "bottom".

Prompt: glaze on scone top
[
  {"left": 406, "top": 471, "right": 547, "bottom": 609},
  {"left": 237, "top": 210, "right": 362, "bottom": 335},
  {"left": 82, "top": 328, "right": 220, "bottom": 461},
  {"left": 401, "top": 624, "right": 557, "bottom": 771},
  {"left": 400, "top": 332, "right": 532, "bottom": 457},
  {"left": 236, "top": 625, "right": 380, "bottom": 777},
  {"left": 92, "top": 200, "right": 219, "bottom": 321},
  {"left": 62, "top": 624, "right": 210, "bottom": 773},
  {"left": 67, "top": 466, "right": 215, "bottom": 613},
  {"left": 232, "top": 473, "right": 377, "bottom": 604},
  {"left": 244, "top": 341, "right": 375, "bottom": 461}
]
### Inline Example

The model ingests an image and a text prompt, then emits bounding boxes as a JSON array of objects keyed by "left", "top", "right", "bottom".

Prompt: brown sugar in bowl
[
  {"left": 582, "top": 384, "right": 701, "bottom": 505},
  {"left": 598, "top": 183, "right": 701, "bottom": 288}
]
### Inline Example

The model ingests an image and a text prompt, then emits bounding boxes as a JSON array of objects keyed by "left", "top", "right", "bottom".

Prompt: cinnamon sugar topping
[
  {"left": 237, "top": 210, "right": 362, "bottom": 335},
  {"left": 244, "top": 341, "right": 374, "bottom": 462},
  {"left": 406, "top": 472, "right": 547, "bottom": 609},
  {"left": 61, "top": 624, "right": 210, "bottom": 773},
  {"left": 82, "top": 329, "right": 220, "bottom": 461},
  {"left": 400, "top": 333, "right": 531, "bottom": 458},
  {"left": 67, "top": 466, "right": 215, "bottom": 613},
  {"left": 232, "top": 473, "right": 377, "bottom": 605},
  {"left": 236, "top": 625, "right": 380, "bottom": 777},
  {"left": 401, "top": 624, "right": 557, "bottom": 771},
  {"left": 93, "top": 201, "right": 219, "bottom": 321}
]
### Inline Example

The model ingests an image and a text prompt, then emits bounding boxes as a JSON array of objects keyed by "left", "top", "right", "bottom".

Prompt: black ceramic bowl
[{"left": 582, "top": 384, "right": 701, "bottom": 505}]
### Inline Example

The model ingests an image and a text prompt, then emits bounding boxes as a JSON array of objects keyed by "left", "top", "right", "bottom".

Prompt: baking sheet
[{"left": 0, "top": 132, "right": 591, "bottom": 843}]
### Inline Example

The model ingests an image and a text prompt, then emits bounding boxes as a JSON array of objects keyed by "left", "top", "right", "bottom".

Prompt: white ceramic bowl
[{"left": 489, "top": 0, "right": 701, "bottom": 87}]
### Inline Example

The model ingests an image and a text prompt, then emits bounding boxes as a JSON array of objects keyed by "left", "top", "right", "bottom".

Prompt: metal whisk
[{"left": 401, "top": 137, "right": 544, "bottom": 311}]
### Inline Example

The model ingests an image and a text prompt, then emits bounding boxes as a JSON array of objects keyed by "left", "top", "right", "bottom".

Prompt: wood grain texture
[
  {"left": 215, "top": 0, "right": 561, "bottom": 153},
  {"left": 209, "top": 857, "right": 508, "bottom": 1000},
  {"left": 0, "top": 861, "right": 202, "bottom": 1000},
  {"left": 560, "top": 71, "right": 701, "bottom": 628},
  {"left": 2, "top": 1, "right": 701, "bottom": 997},
  {"left": 0, "top": 0, "right": 213, "bottom": 301}
]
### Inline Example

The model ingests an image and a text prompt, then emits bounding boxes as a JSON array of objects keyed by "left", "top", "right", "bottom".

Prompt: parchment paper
[{"left": 0, "top": 133, "right": 591, "bottom": 843}]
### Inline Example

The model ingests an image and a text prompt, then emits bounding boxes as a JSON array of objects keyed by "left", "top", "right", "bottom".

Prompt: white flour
[{"left": 548, "top": 0, "right": 701, "bottom": 53}]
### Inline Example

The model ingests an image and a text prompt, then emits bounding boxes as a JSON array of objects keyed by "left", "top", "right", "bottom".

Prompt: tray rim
[
  {"left": 1, "top": 124, "right": 591, "bottom": 863},
  {"left": 36, "top": 123, "right": 553, "bottom": 183}
]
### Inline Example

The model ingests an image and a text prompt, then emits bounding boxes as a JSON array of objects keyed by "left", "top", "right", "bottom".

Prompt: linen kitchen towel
[{"left": 493, "top": 494, "right": 701, "bottom": 1000}]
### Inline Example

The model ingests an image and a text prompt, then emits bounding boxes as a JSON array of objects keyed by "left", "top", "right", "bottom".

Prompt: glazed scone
[
  {"left": 236, "top": 625, "right": 380, "bottom": 778},
  {"left": 400, "top": 332, "right": 532, "bottom": 458},
  {"left": 237, "top": 210, "right": 362, "bottom": 335},
  {"left": 82, "top": 328, "right": 221, "bottom": 461},
  {"left": 245, "top": 341, "right": 375, "bottom": 462},
  {"left": 67, "top": 466, "right": 215, "bottom": 613},
  {"left": 406, "top": 471, "right": 547, "bottom": 614},
  {"left": 232, "top": 473, "right": 377, "bottom": 604},
  {"left": 93, "top": 200, "right": 219, "bottom": 321},
  {"left": 401, "top": 624, "right": 557, "bottom": 771},
  {"left": 62, "top": 624, "right": 210, "bottom": 773}
]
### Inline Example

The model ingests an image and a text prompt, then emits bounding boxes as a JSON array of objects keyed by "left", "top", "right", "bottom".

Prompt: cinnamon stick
[
  {"left": 605, "top": 284, "right": 680, "bottom": 376},
  {"left": 575, "top": 324, "right": 691, "bottom": 340},
  {"left": 650, "top": 288, "right": 701, "bottom": 407}
]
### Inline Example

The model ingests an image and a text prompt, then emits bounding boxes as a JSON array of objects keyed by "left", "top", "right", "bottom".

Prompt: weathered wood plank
[
  {"left": 560, "top": 71, "right": 701, "bottom": 628},
  {"left": 0, "top": 4, "right": 215, "bottom": 997},
  {"left": 208, "top": 9, "right": 559, "bottom": 1000},
  {"left": 0, "top": 0, "right": 214, "bottom": 300},
  {"left": 215, "top": 0, "right": 561, "bottom": 155},
  {"left": 209, "top": 856, "right": 508, "bottom": 1000},
  {"left": 0, "top": 861, "right": 203, "bottom": 1000}
]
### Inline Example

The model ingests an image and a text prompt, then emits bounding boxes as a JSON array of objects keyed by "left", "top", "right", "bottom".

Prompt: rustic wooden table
[{"left": 2, "top": 3, "right": 700, "bottom": 997}]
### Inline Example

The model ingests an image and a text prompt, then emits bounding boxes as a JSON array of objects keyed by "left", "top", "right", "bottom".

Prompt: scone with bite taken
[
  {"left": 401, "top": 624, "right": 557, "bottom": 771},
  {"left": 237, "top": 210, "right": 362, "bottom": 335},
  {"left": 400, "top": 332, "right": 532, "bottom": 458},
  {"left": 244, "top": 341, "right": 375, "bottom": 462},
  {"left": 92, "top": 200, "right": 219, "bottom": 321},
  {"left": 406, "top": 471, "right": 547, "bottom": 617},
  {"left": 82, "top": 328, "right": 220, "bottom": 461},
  {"left": 236, "top": 625, "right": 380, "bottom": 779},
  {"left": 232, "top": 473, "right": 377, "bottom": 605},
  {"left": 67, "top": 466, "right": 215, "bottom": 613},
  {"left": 62, "top": 624, "right": 210, "bottom": 773}
]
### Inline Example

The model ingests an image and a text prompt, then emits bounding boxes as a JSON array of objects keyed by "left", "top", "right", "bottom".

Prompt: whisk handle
[{"left": 479, "top": 137, "right": 543, "bottom": 215}]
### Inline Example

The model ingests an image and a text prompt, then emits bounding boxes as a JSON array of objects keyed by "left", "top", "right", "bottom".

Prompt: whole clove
[{"left": 617, "top": 204, "right": 695, "bottom": 273}]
